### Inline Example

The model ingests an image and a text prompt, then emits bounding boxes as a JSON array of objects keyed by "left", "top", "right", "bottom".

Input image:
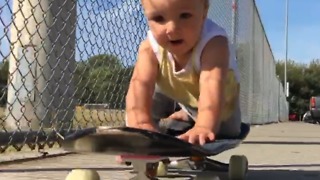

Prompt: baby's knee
[
  {"left": 151, "top": 92, "right": 176, "bottom": 119},
  {"left": 217, "top": 107, "right": 241, "bottom": 138}
]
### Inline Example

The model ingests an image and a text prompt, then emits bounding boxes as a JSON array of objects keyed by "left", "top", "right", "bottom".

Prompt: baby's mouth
[{"left": 170, "top": 39, "right": 184, "bottom": 45}]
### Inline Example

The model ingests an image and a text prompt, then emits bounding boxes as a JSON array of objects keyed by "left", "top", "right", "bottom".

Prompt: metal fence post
[
  {"left": 231, "top": 0, "right": 238, "bottom": 45},
  {"left": 5, "top": 0, "right": 76, "bottom": 130}
]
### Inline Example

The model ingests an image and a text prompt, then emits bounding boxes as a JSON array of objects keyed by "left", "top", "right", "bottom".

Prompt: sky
[
  {"left": 0, "top": 0, "right": 319, "bottom": 65},
  {"left": 0, "top": 0, "right": 147, "bottom": 66},
  {"left": 255, "top": 0, "right": 320, "bottom": 64}
]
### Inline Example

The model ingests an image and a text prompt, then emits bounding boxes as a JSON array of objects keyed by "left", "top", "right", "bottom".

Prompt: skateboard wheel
[
  {"left": 65, "top": 169, "right": 100, "bottom": 180},
  {"left": 156, "top": 161, "right": 168, "bottom": 176},
  {"left": 228, "top": 155, "right": 248, "bottom": 180},
  {"left": 146, "top": 163, "right": 158, "bottom": 177}
]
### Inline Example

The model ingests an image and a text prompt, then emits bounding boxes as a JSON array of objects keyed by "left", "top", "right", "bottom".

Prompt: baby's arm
[
  {"left": 125, "top": 39, "right": 159, "bottom": 130},
  {"left": 196, "top": 36, "right": 230, "bottom": 133}
]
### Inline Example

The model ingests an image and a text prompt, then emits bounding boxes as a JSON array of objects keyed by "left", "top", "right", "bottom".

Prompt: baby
[{"left": 125, "top": 0, "right": 241, "bottom": 145}]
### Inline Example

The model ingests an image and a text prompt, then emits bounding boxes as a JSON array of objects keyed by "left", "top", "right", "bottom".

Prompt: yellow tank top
[
  {"left": 149, "top": 18, "right": 240, "bottom": 121},
  {"left": 156, "top": 46, "right": 239, "bottom": 121}
]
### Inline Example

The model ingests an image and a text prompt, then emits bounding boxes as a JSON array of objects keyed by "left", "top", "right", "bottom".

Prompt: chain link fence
[
  {"left": 0, "top": 0, "right": 288, "bottom": 153},
  {"left": 234, "top": 0, "right": 288, "bottom": 124}
]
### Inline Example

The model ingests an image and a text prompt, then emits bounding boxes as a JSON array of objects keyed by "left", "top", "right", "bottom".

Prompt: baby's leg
[
  {"left": 161, "top": 103, "right": 195, "bottom": 135},
  {"left": 125, "top": 87, "right": 194, "bottom": 134},
  {"left": 151, "top": 90, "right": 194, "bottom": 134},
  {"left": 178, "top": 101, "right": 241, "bottom": 138},
  {"left": 151, "top": 91, "right": 176, "bottom": 122},
  {"left": 125, "top": 88, "right": 175, "bottom": 127},
  {"left": 217, "top": 104, "right": 241, "bottom": 138}
]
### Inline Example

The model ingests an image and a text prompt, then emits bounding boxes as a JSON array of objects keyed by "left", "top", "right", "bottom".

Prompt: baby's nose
[{"left": 166, "top": 21, "right": 178, "bottom": 36}]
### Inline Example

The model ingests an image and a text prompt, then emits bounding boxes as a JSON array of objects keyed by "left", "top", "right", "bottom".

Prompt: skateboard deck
[
  {"left": 62, "top": 123, "right": 250, "bottom": 180},
  {"left": 62, "top": 123, "right": 250, "bottom": 156}
]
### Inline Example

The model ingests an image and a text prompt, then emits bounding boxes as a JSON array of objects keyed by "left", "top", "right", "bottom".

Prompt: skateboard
[{"left": 61, "top": 122, "right": 250, "bottom": 180}]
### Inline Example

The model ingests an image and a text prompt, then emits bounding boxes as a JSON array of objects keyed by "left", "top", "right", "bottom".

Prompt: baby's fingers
[
  {"left": 199, "top": 134, "right": 207, "bottom": 146},
  {"left": 208, "top": 132, "right": 215, "bottom": 141},
  {"left": 177, "top": 133, "right": 189, "bottom": 141},
  {"left": 178, "top": 132, "right": 197, "bottom": 144}
]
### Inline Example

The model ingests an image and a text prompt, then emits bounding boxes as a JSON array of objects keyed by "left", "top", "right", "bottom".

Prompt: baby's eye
[
  {"left": 180, "top": 13, "right": 192, "bottom": 19},
  {"left": 151, "top": 16, "right": 165, "bottom": 23}
]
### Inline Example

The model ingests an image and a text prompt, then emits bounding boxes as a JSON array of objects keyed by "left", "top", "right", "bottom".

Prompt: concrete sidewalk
[{"left": 0, "top": 121, "right": 320, "bottom": 180}]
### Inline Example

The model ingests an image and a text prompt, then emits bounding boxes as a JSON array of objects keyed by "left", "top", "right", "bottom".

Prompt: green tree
[
  {"left": 0, "top": 60, "right": 9, "bottom": 106},
  {"left": 0, "top": 60, "right": 9, "bottom": 85},
  {"left": 74, "top": 54, "right": 133, "bottom": 109},
  {"left": 276, "top": 59, "right": 320, "bottom": 118},
  {"left": 305, "top": 59, "right": 320, "bottom": 96}
]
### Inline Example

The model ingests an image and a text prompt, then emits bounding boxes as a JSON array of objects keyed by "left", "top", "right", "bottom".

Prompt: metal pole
[
  {"left": 6, "top": 0, "right": 76, "bottom": 130},
  {"left": 284, "top": 0, "right": 289, "bottom": 97},
  {"left": 231, "top": 0, "right": 238, "bottom": 45}
]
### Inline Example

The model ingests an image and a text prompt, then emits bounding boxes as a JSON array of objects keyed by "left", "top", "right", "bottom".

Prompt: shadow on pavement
[
  {"left": 250, "top": 164, "right": 320, "bottom": 168},
  {"left": 1, "top": 166, "right": 320, "bottom": 180},
  {"left": 176, "top": 169, "right": 320, "bottom": 180},
  {"left": 244, "top": 141, "right": 320, "bottom": 145},
  {"left": 247, "top": 169, "right": 320, "bottom": 180},
  {"left": 0, "top": 167, "right": 131, "bottom": 173}
]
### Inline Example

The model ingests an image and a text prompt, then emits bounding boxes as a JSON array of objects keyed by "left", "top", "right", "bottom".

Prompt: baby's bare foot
[{"left": 168, "top": 110, "right": 188, "bottom": 121}]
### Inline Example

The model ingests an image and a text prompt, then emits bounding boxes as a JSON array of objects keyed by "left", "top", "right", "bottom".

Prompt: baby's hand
[{"left": 177, "top": 126, "right": 215, "bottom": 145}]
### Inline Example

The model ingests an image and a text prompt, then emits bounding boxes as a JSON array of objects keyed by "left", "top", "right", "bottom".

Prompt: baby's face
[{"left": 142, "top": 0, "right": 208, "bottom": 57}]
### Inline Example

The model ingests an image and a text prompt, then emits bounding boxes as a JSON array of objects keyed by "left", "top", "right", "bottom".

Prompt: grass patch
[
  {"left": 0, "top": 106, "right": 126, "bottom": 154},
  {"left": 0, "top": 106, "right": 126, "bottom": 130},
  {"left": 73, "top": 106, "right": 125, "bottom": 127},
  {"left": 2, "top": 142, "right": 61, "bottom": 154}
]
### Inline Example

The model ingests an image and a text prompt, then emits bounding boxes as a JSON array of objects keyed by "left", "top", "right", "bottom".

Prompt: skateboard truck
[
  {"left": 119, "top": 155, "right": 168, "bottom": 180},
  {"left": 119, "top": 154, "right": 248, "bottom": 180}
]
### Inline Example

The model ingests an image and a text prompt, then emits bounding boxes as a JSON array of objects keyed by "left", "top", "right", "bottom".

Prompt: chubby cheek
[
  {"left": 149, "top": 26, "right": 168, "bottom": 47},
  {"left": 185, "top": 27, "right": 201, "bottom": 44},
  {"left": 191, "top": 20, "right": 204, "bottom": 37}
]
